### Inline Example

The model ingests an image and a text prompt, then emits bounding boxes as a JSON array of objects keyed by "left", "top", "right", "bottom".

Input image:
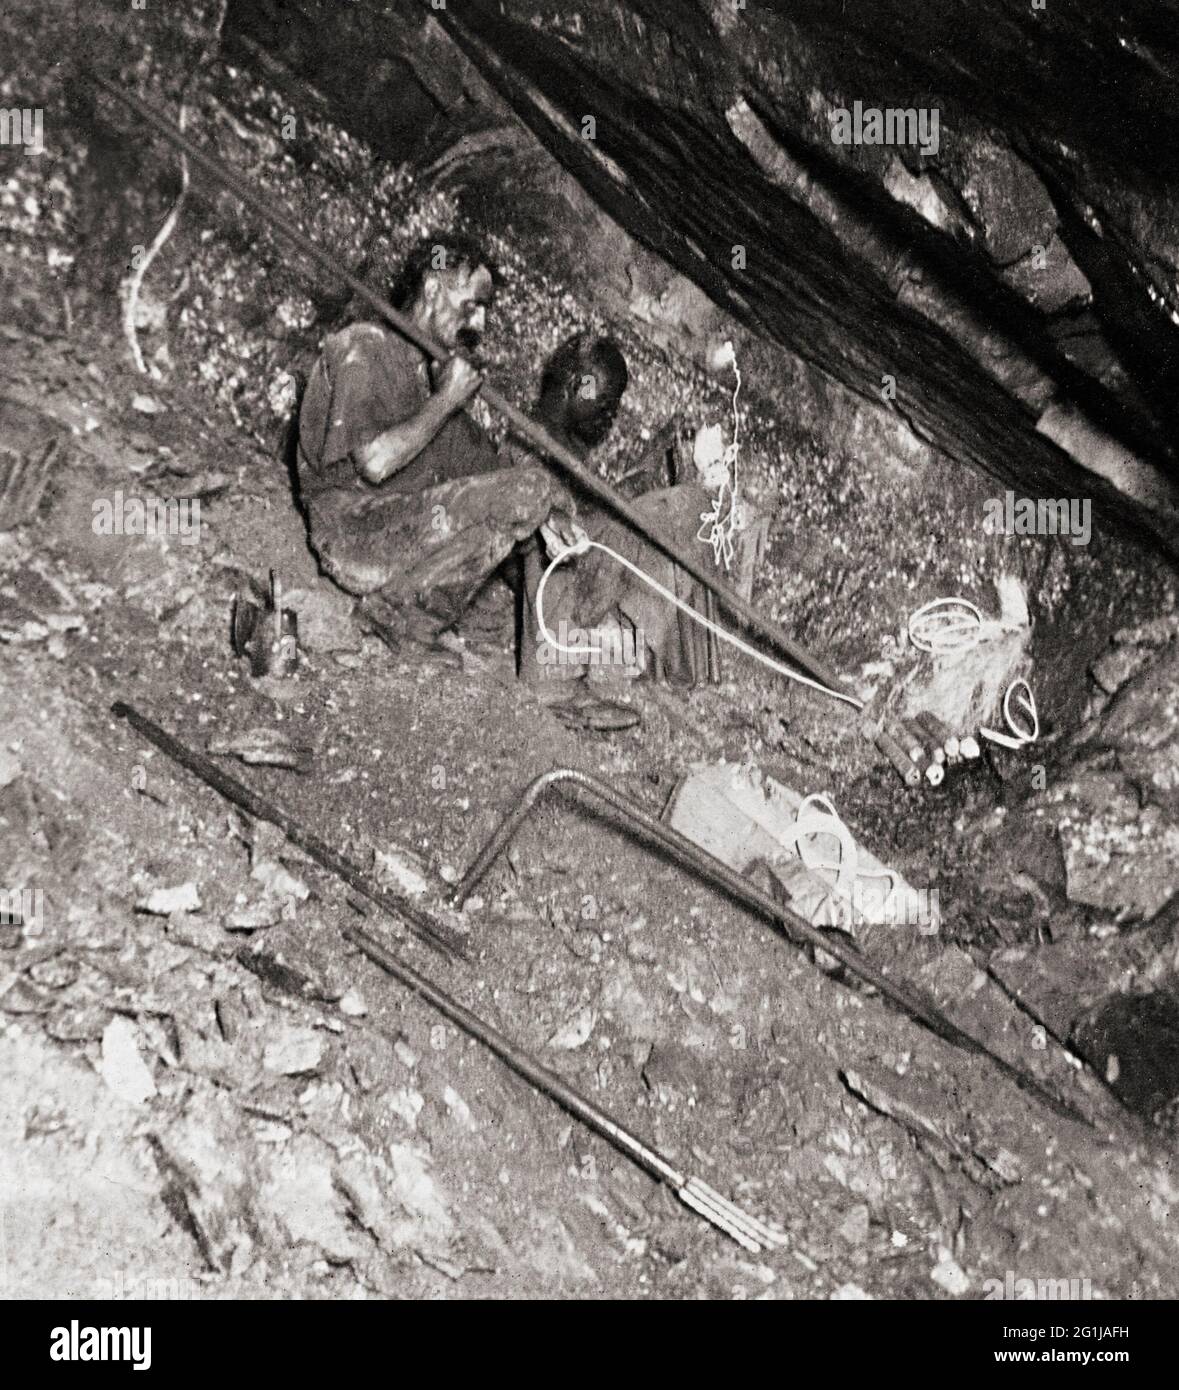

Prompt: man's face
[{"left": 421, "top": 263, "right": 494, "bottom": 353}]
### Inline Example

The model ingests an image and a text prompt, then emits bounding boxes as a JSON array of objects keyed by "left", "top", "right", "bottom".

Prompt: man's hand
[
  {"left": 359, "top": 354, "right": 482, "bottom": 485},
  {"left": 435, "top": 354, "right": 483, "bottom": 408},
  {"left": 541, "top": 508, "right": 589, "bottom": 558}
]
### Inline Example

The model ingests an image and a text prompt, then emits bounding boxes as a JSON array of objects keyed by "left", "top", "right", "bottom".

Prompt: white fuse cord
[
  {"left": 979, "top": 678, "right": 1040, "bottom": 750},
  {"left": 908, "top": 599, "right": 1041, "bottom": 751},
  {"left": 784, "top": 792, "right": 898, "bottom": 929},
  {"left": 907, "top": 596, "right": 986, "bottom": 653},
  {"left": 535, "top": 538, "right": 865, "bottom": 709}
]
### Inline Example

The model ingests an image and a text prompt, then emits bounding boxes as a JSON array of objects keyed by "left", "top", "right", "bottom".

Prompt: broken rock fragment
[
  {"left": 372, "top": 846, "right": 431, "bottom": 899},
  {"left": 0, "top": 977, "right": 54, "bottom": 1014},
  {"left": 238, "top": 922, "right": 350, "bottom": 1001},
  {"left": 1099, "top": 640, "right": 1179, "bottom": 816},
  {"left": 207, "top": 726, "right": 315, "bottom": 773},
  {"left": 136, "top": 882, "right": 202, "bottom": 916},
  {"left": 261, "top": 1023, "right": 326, "bottom": 1076},
  {"left": 1050, "top": 770, "right": 1179, "bottom": 921},
  {"left": 283, "top": 585, "right": 362, "bottom": 654},
  {"left": 149, "top": 1085, "right": 257, "bottom": 1273},
  {"left": 99, "top": 1016, "right": 157, "bottom": 1105},
  {"left": 47, "top": 1002, "right": 112, "bottom": 1043},
  {"left": 548, "top": 1004, "right": 597, "bottom": 1050},
  {"left": 224, "top": 899, "right": 282, "bottom": 933}
]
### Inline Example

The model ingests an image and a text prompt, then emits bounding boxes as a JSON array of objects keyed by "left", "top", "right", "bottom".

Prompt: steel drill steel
[
  {"left": 111, "top": 701, "right": 466, "bottom": 958},
  {"left": 452, "top": 767, "right": 1091, "bottom": 1126},
  {"left": 87, "top": 73, "right": 856, "bottom": 706},
  {"left": 344, "top": 922, "right": 787, "bottom": 1255},
  {"left": 111, "top": 703, "right": 785, "bottom": 1252}
]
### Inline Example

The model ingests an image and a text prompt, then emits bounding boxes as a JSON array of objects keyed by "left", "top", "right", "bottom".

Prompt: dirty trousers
[
  {"left": 306, "top": 464, "right": 560, "bottom": 617},
  {"left": 520, "top": 483, "right": 714, "bottom": 686}
]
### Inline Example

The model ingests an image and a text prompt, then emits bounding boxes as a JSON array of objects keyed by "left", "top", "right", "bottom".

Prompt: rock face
[
  {"left": 228, "top": 0, "right": 1179, "bottom": 553},
  {"left": 1052, "top": 770, "right": 1179, "bottom": 922},
  {"left": 1072, "top": 992, "right": 1179, "bottom": 1126},
  {"left": 1034, "top": 633, "right": 1179, "bottom": 925},
  {"left": 1101, "top": 640, "right": 1179, "bottom": 816}
]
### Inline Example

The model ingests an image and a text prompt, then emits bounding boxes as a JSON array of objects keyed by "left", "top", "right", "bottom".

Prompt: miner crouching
[
  {"left": 295, "top": 235, "right": 578, "bottom": 651},
  {"left": 516, "top": 332, "right": 714, "bottom": 701},
  {"left": 297, "top": 236, "right": 715, "bottom": 710}
]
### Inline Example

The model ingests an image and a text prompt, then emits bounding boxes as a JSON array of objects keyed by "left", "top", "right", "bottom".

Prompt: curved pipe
[{"left": 453, "top": 767, "right": 1088, "bottom": 1125}]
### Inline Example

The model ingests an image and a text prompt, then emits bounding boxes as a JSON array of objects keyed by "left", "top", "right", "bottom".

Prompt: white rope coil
[
  {"left": 780, "top": 793, "right": 897, "bottom": 929},
  {"left": 907, "top": 597, "right": 986, "bottom": 654},
  {"left": 696, "top": 351, "right": 743, "bottom": 572}
]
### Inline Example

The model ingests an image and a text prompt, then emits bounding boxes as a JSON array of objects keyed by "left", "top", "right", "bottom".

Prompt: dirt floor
[
  {"left": 2, "top": 316, "right": 1178, "bottom": 1301},
  {"left": 3, "top": 3, "right": 1179, "bottom": 1300}
]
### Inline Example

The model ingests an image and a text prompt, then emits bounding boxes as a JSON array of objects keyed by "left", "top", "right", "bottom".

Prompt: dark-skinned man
[
  {"left": 516, "top": 332, "right": 713, "bottom": 704},
  {"left": 297, "top": 239, "right": 712, "bottom": 707}
]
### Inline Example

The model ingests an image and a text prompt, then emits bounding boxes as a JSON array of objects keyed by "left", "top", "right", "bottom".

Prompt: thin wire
[{"left": 535, "top": 538, "right": 865, "bottom": 709}]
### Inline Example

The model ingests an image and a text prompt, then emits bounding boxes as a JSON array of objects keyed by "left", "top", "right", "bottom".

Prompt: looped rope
[
  {"left": 908, "top": 595, "right": 1026, "bottom": 654},
  {"left": 776, "top": 793, "right": 897, "bottom": 929},
  {"left": 979, "top": 678, "right": 1039, "bottom": 750},
  {"left": 696, "top": 475, "right": 739, "bottom": 571},
  {"left": 696, "top": 351, "right": 743, "bottom": 572},
  {"left": 535, "top": 540, "right": 864, "bottom": 707},
  {"left": 908, "top": 597, "right": 985, "bottom": 653}
]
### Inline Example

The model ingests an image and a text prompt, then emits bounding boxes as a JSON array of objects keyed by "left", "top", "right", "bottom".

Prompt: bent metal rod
[
  {"left": 451, "top": 767, "right": 1091, "bottom": 1128},
  {"left": 87, "top": 73, "right": 857, "bottom": 707},
  {"left": 112, "top": 702, "right": 786, "bottom": 1255}
]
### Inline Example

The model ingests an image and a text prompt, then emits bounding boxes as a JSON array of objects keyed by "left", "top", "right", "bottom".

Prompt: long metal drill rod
[
  {"left": 343, "top": 922, "right": 680, "bottom": 1187},
  {"left": 111, "top": 701, "right": 466, "bottom": 959},
  {"left": 113, "top": 703, "right": 783, "bottom": 1252},
  {"left": 88, "top": 74, "right": 857, "bottom": 706},
  {"left": 343, "top": 917, "right": 784, "bottom": 1256},
  {"left": 344, "top": 921, "right": 786, "bottom": 1255},
  {"left": 452, "top": 768, "right": 1090, "bottom": 1126}
]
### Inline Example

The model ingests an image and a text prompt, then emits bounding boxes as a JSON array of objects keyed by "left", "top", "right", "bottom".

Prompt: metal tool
[
  {"left": 450, "top": 767, "right": 1089, "bottom": 1124},
  {"left": 232, "top": 570, "right": 299, "bottom": 677},
  {"left": 112, "top": 701, "right": 465, "bottom": 958},
  {"left": 87, "top": 74, "right": 858, "bottom": 709},
  {"left": 112, "top": 702, "right": 784, "bottom": 1253},
  {"left": 345, "top": 923, "right": 787, "bottom": 1255}
]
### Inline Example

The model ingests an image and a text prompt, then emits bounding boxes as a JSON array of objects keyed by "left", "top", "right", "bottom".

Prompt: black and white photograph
[{"left": 1, "top": 0, "right": 1177, "bottom": 1334}]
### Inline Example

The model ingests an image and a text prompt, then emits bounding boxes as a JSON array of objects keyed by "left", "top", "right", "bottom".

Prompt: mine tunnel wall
[
  {"left": 6, "top": 0, "right": 1177, "bottom": 736},
  {"left": 220, "top": 0, "right": 1179, "bottom": 555}
]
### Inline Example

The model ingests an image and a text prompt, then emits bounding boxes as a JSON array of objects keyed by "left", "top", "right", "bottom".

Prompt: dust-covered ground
[{"left": 3, "top": 0, "right": 1179, "bottom": 1302}]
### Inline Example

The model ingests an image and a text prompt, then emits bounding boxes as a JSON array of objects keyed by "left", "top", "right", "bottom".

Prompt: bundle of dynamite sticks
[{"left": 874, "top": 712, "right": 981, "bottom": 788}]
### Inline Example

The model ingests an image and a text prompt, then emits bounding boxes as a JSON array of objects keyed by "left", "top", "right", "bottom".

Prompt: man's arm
[{"left": 356, "top": 355, "right": 482, "bottom": 485}]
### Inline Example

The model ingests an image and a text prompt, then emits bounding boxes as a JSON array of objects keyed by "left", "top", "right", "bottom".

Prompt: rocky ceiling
[{"left": 227, "top": 0, "right": 1179, "bottom": 555}]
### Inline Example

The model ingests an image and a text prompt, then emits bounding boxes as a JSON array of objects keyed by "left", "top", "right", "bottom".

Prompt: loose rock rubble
[{"left": 2, "top": 0, "right": 1177, "bottom": 1304}]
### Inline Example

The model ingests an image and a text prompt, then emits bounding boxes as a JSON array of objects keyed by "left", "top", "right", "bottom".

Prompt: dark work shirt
[{"left": 296, "top": 322, "right": 499, "bottom": 501}]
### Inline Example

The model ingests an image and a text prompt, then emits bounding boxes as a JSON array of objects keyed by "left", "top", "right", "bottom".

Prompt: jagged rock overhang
[{"left": 225, "top": 0, "right": 1179, "bottom": 559}]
